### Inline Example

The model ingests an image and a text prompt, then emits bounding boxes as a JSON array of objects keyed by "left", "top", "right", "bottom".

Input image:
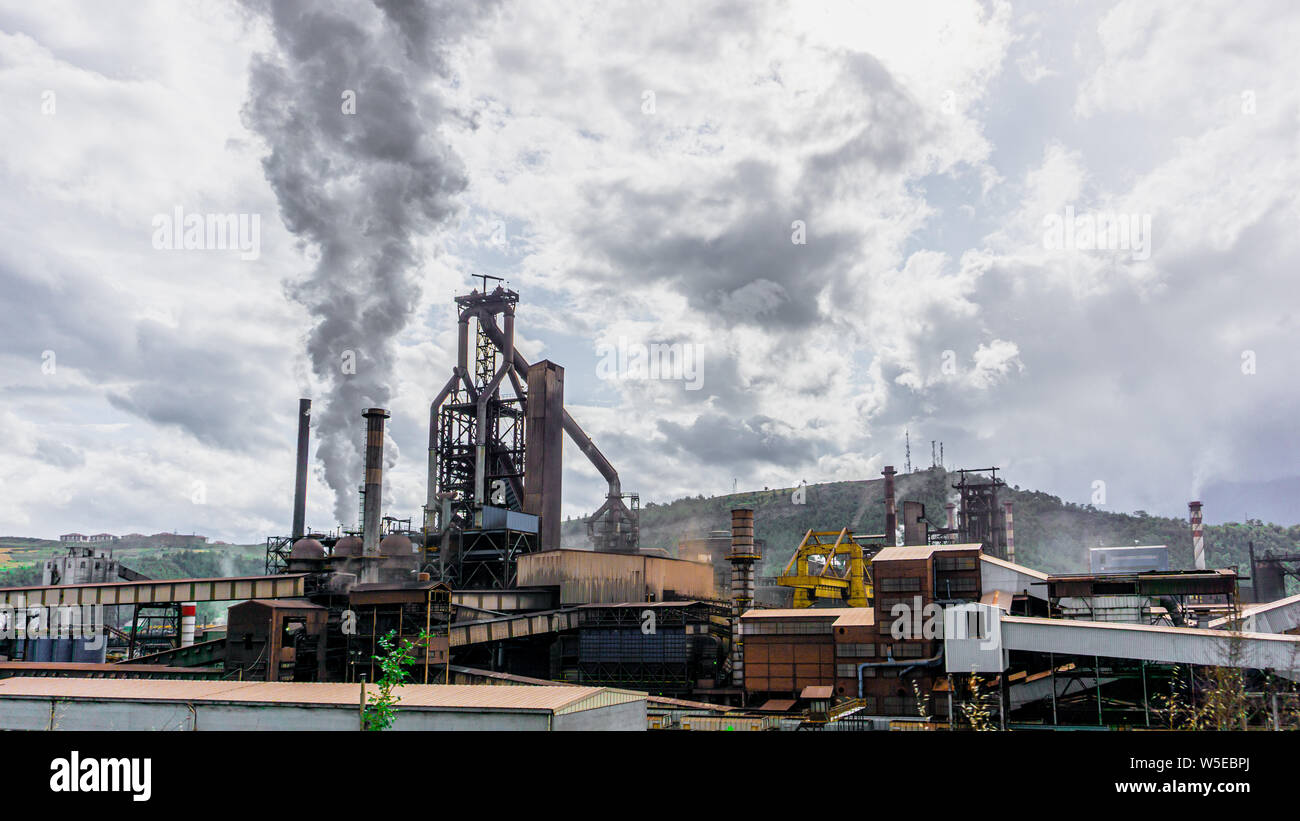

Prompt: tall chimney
[
  {"left": 1190, "top": 501, "right": 1205, "bottom": 569},
  {"left": 945, "top": 502, "right": 957, "bottom": 537},
  {"left": 361, "top": 408, "right": 390, "bottom": 558},
  {"left": 882, "top": 465, "right": 897, "bottom": 544},
  {"left": 728, "top": 508, "right": 758, "bottom": 689},
  {"left": 180, "top": 603, "right": 196, "bottom": 647},
  {"left": 1002, "top": 501, "right": 1015, "bottom": 563},
  {"left": 291, "top": 398, "right": 311, "bottom": 540}
]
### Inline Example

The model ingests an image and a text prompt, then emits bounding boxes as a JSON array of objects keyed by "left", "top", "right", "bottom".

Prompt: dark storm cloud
[
  {"left": 656, "top": 413, "right": 828, "bottom": 469},
  {"left": 0, "top": 259, "right": 282, "bottom": 451},
  {"left": 568, "top": 48, "right": 926, "bottom": 336},
  {"left": 241, "top": 0, "right": 490, "bottom": 521}
]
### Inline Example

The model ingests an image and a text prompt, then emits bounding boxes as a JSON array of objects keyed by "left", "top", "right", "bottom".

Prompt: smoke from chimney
[{"left": 242, "top": 0, "right": 492, "bottom": 522}]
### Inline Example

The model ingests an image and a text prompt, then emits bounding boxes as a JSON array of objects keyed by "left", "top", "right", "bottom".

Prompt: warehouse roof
[
  {"left": 873, "top": 543, "right": 982, "bottom": 562},
  {"left": 739, "top": 608, "right": 855, "bottom": 620},
  {"left": 0, "top": 678, "right": 641, "bottom": 715},
  {"left": 831, "top": 609, "right": 876, "bottom": 627},
  {"left": 981, "top": 554, "right": 1050, "bottom": 580}
]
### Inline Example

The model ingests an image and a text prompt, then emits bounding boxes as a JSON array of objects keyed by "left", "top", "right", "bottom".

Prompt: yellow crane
[{"left": 777, "top": 528, "right": 876, "bottom": 608}]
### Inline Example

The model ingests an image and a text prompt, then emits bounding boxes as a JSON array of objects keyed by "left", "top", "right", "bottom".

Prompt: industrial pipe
[{"left": 856, "top": 646, "right": 944, "bottom": 698}]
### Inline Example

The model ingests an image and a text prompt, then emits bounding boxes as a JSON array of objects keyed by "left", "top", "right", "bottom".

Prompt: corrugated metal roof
[
  {"left": 980, "top": 554, "right": 1050, "bottom": 580},
  {"left": 739, "top": 608, "right": 853, "bottom": 620},
  {"left": 873, "top": 543, "right": 982, "bottom": 562},
  {"left": 831, "top": 609, "right": 876, "bottom": 626},
  {"left": 980, "top": 590, "right": 1015, "bottom": 612},
  {"left": 0, "top": 678, "right": 642, "bottom": 713},
  {"left": 235, "top": 598, "right": 324, "bottom": 610},
  {"left": 800, "top": 685, "right": 833, "bottom": 699}
]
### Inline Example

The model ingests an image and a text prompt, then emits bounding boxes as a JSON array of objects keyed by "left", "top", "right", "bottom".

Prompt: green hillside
[{"left": 560, "top": 467, "right": 1300, "bottom": 579}]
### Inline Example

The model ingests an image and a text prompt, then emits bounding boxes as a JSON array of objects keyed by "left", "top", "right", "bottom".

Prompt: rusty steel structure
[
  {"left": 727, "top": 508, "right": 758, "bottom": 687},
  {"left": 426, "top": 281, "right": 639, "bottom": 568},
  {"left": 952, "top": 467, "right": 1007, "bottom": 559}
]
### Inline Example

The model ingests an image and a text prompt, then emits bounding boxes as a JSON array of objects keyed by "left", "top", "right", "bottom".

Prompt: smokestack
[
  {"left": 1190, "top": 501, "right": 1205, "bottom": 569},
  {"left": 180, "top": 603, "right": 196, "bottom": 648},
  {"left": 1002, "top": 501, "right": 1015, "bottom": 563},
  {"left": 882, "top": 465, "right": 897, "bottom": 544},
  {"left": 945, "top": 502, "right": 957, "bottom": 532},
  {"left": 728, "top": 508, "right": 758, "bottom": 689},
  {"left": 292, "top": 399, "right": 311, "bottom": 540},
  {"left": 361, "top": 408, "right": 390, "bottom": 558}
]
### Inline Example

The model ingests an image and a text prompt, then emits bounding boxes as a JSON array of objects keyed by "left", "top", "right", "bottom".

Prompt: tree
[{"left": 361, "top": 629, "right": 432, "bottom": 731}]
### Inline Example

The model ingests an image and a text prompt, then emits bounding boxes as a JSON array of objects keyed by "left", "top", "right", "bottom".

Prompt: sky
[{"left": 0, "top": 0, "right": 1297, "bottom": 542}]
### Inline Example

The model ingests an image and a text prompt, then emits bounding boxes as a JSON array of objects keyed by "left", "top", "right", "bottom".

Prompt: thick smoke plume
[{"left": 242, "top": 0, "right": 489, "bottom": 523}]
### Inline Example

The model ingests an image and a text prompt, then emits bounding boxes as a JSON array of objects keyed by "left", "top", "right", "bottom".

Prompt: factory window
[
  {"left": 879, "top": 576, "right": 921, "bottom": 593},
  {"left": 877, "top": 596, "right": 924, "bottom": 614},
  {"left": 836, "top": 643, "right": 875, "bottom": 657},
  {"left": 936, "top": 557, "right": 977, "bottom": 571},
  {"left": 837, "top": 663, "right": 866, "bottom": 678},
  {"left": 895, "top": 643, "right": 926, "bottom": 659}
]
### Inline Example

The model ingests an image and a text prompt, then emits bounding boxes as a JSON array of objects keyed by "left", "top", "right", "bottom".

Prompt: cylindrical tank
[
  {"left": 379, "top": 534, "right": 414, "bottom": 556},
  {"left": 333, "top": 536, "right": 363, "bottom": 557}
]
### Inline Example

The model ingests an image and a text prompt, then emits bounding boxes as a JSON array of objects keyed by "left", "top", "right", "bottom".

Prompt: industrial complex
[{"left": 2, "top": 284, "right": 1298, "bottom": 732}]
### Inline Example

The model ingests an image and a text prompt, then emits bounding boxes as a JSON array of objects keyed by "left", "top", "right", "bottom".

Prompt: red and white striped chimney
[
  {"left": 1002, "top": 501, "right": 1015, "bottom": 563},
  {"left": 181, "top": 603, "right": 196, "bottom": 647},
  {"left": 1189, "top": 501, "right": 1205, "bottom": 569}
]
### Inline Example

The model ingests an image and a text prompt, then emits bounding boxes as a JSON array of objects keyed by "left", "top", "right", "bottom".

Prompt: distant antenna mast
[
  {"left": 905, "top": 430, "right": 912, "bottom": 473},
  {"left": 939, "top": 442, "right": 944, "bottom": 469},
  {"left": 931, "top": 440, "right": 937, "bottom": 469}
]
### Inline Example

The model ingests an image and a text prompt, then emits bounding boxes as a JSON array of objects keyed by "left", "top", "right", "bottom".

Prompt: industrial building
[
  {"left": 3, "top": 284, "right": 1300, "bottom": 730},
  {"left": 0, "top": 678, "right": 647, "bottom": 731}
]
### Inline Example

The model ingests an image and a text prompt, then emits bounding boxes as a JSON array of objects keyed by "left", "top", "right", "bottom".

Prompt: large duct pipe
[
  {"left": 882, "top": 465, "right": 898, "bottom": 545},
  {"left": 291, "top": 398, "right": 311, "bottom": 540},
  {"left": 729, "top": 508, "right": 758, "bottom": 688},
  {"left": 1190, "top": 501, "right": 1205, "bottom": 569},
  {"left": 361, "top": 408, "right": 390, "bottom": 558},
  {"left": 1003, "top": 501, "right": 1015, "bottom": 563}
]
